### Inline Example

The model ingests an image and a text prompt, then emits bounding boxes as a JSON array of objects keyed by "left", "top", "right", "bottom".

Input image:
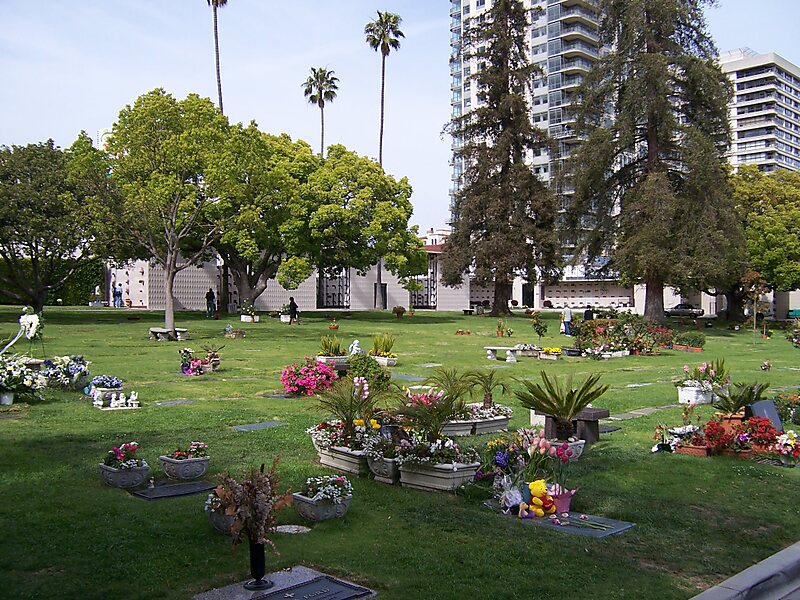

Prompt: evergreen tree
[
  {"left": 441, "top": 0, "right": 559, "bottom": 316},
  {"left": 567, "top": 0, "right": 743, "bottom": 323}
]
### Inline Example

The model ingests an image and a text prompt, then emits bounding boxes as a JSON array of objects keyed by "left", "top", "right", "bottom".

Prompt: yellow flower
[
  {"left": 370, "top": 419, "right": 380, "bottom": 430},
  {"left": 354, "top": 419, "right": 365, "bottom": 427}
]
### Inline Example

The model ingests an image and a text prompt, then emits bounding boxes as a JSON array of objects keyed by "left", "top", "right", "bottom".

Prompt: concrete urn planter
[
  {"left": 398, "top": 461, "right": 480, "bottom": 492},
  {"left": 473, "top": 416, "right": 510, "bottom": 435},
  {"left": 0, "top": 392, "right": 15, "bottom": 406},
  {"left": 373, "top": 356, "right": 398, "bottom": 367},
  {"left": 317, "top": 446, "right": 369, "bottom": 476},
  {"left": 207, "top": 509, "right": 235, "bottom": 536},
  {"left": 315, "top": 355, "right": 350, "bottom": 370},
  {"left": 158, "top": 455, "right": 210, "bottom": 480},
  {"left": 442, "top": 420, "right": 476, "bottom": 437},
  {"left": 366, "top": 456, "right": 400, "bottom": 484},
  {"left": 98, "top": 463, "right": 150, "bottom": 488},
  {"left": 678, "top": 385, "right": 714, "bottom": 405},
  {"left": 292, "top": 493, "right": 352, "bottom": 521}
]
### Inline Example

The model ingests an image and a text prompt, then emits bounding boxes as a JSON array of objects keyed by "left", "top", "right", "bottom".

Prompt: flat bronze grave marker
[{"left": 252, "top": 576, "right": 371, "bottom": 600}]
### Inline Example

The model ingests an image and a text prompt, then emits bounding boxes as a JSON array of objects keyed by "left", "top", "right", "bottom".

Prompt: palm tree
[
  {"left": 364, "top": 11, "right": 404, "bottom": 309},
  {"left": 364, "top": 10, "right": 404, "bottom": 166},
  {"left": 206, "top": 0, "right": 228, "bottom": 114},
  {"left": 301, "top": 67, "right": 339, "bottom": 158}
]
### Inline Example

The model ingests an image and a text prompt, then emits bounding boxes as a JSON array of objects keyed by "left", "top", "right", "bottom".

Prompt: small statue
[
  {"left": 505, "top": 350, "right": 517, "bottom": 363},
  {"left": 348, "top": 339, "right": 363, "bottom": 356},
  {"left": 129, "top": 391, "right": 139, "bottom": 407}
]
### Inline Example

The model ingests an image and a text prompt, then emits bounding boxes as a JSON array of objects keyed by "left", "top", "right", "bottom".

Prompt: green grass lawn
[{"left": 1, "top": 307, "right": 798, "bottom": 599}]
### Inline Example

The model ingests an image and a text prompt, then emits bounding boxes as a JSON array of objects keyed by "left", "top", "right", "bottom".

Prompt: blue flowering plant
[
  {"left": 41, "top": 355, "right": 90, "bottom": 388},
  {"left": 89, "top": 375, "right": 122, "bottom": 390}
]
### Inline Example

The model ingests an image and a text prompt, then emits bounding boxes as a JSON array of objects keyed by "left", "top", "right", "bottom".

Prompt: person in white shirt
[{"left": 562, "top": 305, "right": 573, "bottom": 336}]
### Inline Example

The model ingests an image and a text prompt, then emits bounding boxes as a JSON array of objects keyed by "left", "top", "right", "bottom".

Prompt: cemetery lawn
[{"left": 1, "top": 307, "right": 799, "bottom": 599}]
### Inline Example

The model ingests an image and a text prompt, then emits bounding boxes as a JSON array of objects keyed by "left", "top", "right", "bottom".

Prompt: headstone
[
  {"left": 391, "top": 373, "right": 425, "bottom": 382},
  {"left": 230, "top": 421, "right": 287, "bottom": 432},
  {"left": 154, "top": 400, "right": 196, "bottom": 407},
  {"left": 275, "top": 525, "right": 311, "bottom": 535},
  {"left": 745, "top": 399, "right": 783, "bottom": 432},
  {"left": 132, "top": 481, "right": 215, "bottom": 500}
]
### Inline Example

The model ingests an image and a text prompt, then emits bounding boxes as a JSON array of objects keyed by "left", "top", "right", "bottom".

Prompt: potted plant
[
  {"left": 88, "top": 375, "right": 123, "bottom": 403},
  {"left": 369, "top": 332, "right": 398, "bottom": 367},
  {"left": 394, "top": 436, "right": 480, "bottom": 492},
  {"left": 676, "top": 360, "right": 729, "bottom": 405},
  {"left": 676, "top": 430, "right": 709, "bottom": 457},
  {"left": 240, "top": 302, "right": 259, "bottom": 323},
  {"left": 496, "top": 320, "right": 505, "bottom": 337},
  {"left": 279, "top": 304, "right": 292, "bottom": 324},
  {"left": 550, "top": 442, "right": 578, "bottom": 512},
  {"left": 672, "top": 331, "right": 706, "bottom": 352},
  {"left": 204, "top": 488, "right": 235, "bottom": 536},
  {"left": 702, "top": 419, "right": 733, "bottom": 456},
  {"left": 159, "top": 441, "right": 210, "bottom": 479},
  {"left": 464, "top": 369, "right": 513, "bottom": 434},
  {"left": 772, "top": 430, "right": 800, "bottom": 467},
  {"left": 178, "top": 347, "right": 208, "bottom": 376},
  {"left": 98, "top": 441, "right": 150, "bottom": 488},
  {"left": 539, "top": 347, "right": 562, "bottom": 360},
  {"left": 280, "top": 357, "right": 337, "bottom": 396},
  {"left": 0, "top": 354, "right": 44, "bottom": 405},
  {"left": 293, "top": 474, "right": 353, "bottom": 521},
  {"left": 328, "top": 318, "right": 339, "bottom": 331},
  {"left": 713, "top": 381, "right": 769, "bottom": 434},
  {"left": 364, "top": 430, "right": 400, "bottom": 484},
  {"left": 202, "top": 344, "right": 224, "bottom": 371},
  {"left": 420, "top": 368, "right": 473, "bottom": 437},
  {"left": 741, "top": 416, "right": 779, "bottom": 454},
  {"left": 723, "top": 427, "right": 753, "bottom": 459},
  {"left": 349, "top": 353, "right": 391, "bottom": 391},
  {"left": 41, "top": 355, "right": 91, "bottom": 390},
  {"left": 215, "top": 460, "right": 292, "bottom": 591},
  {"left": 391, "top": 306, "right": 406, "bottom": 319},
  {"left": 316, "top": 335, "right": 348, "bottom": 369},
  {"left": 224, "top": 324, "right": 246, "bottom": 339},
  {"left": 652, "top": 424, "right": 674, "bottom": 453},
  {"left": 514, "top": 371, "right": 609, "bottom": 454}
]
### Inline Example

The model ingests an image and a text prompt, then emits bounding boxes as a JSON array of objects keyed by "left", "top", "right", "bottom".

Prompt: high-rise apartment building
[{"left": 720, "top": 48, "right": 800, "bottom": 173}]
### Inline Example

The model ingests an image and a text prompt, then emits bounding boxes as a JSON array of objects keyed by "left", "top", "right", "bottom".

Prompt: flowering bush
[
  {"left": 348, "top": 353, "right": 391, "bottom": 390},
  {"left": 775, "top": 393, "right": 800, "bottom": 427},
  {"left": 90, "top": 375, "right": 122, "bottom": 389},
  {"left": 103, "top": 441, "right": 148, "bottom": 469},
  {"left": 394, "top": 435, "right": 479, "bottom": 467},
  {"left": 306, "top": 418, "right": 377, "bottom": 451},
  {"left": 773, "top": 430, "right": 800, "bottom": 462},
  {"left": 703, "top": 420, "right": 733, "bottom": 454},
  {"left": 281, "top": 357, "right": 337, "bottom": 395},
  {"left": 676, "top": 360, "right": 730, "bottom": 391},
  {"left": 302, "top": 475, "right": 352, "bottom": 504},
  {"left": 41, "top": 355, "right": 90, "bottom": 388},
  {"left": 0, "top": 354, "right": 45, "bottom": 399},
  {"left": 169, "top": 441, "right": 209, "bottom": 459},
  {"left": 742, "top": 416, "right": 779, "bottom": 447}
]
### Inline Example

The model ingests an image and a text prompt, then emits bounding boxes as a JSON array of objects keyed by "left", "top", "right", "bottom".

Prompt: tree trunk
[
  {"left": 375, "top": 258, "right": 385, "bottom": 309},
  {"left": 32, "top": 292, "right": 46, "bottom": 314},
  {"left": 164, "top": 267, "right": 177, "bottom": 334},
  {"left": 724, "top": 289, "right": 745, "bottom": 322},
  {"left": 378, "top": 53, "right": 386, "bottom": 166},
  {"left": 212, "top": 5, "right": 224, "bottom": 115},
  {"left": 482, "top": 392, "right": 493, "bottom": 410},
  {"left": 226, "top": 253, "right": 273, "bottom": 307},
  {"left": 319, "top": 104, "right": 325, "bottom": 158},
  {"left": 555, "top": 418, "right": 574, "bottom": 442},
  {"left": 643, "top": 271, "right": 665, "bottom": 325},
  {"left": 489, "top": 281, "right": 512, "bottom": 316}
]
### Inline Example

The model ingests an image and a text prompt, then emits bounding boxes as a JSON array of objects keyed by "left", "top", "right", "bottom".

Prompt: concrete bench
[
  {"left": 148, "top": 327, "right": 188, "bottom": 341},
  {"left": 484, "top": 346, "right": 522, "bottom": 362},
  {"left": 462, "top": 309, "right": 474, "bottom": 315},
  {"left": 542, "top": 407, "right": 610, "bottom": 445}
]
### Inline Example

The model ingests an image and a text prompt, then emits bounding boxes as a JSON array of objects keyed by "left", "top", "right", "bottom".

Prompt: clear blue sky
[{"left": 1, "top": 1, "right": 798, "bottom": 230}]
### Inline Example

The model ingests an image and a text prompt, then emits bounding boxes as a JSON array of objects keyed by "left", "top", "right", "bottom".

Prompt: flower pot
[
  {"left": 207, "top": 509, "right": 235, "bottom": 536},
  {"left": 243, "top": 542, "right": 274, "bottom": 591},
  {"left": 721, "top": 449, "right": 752, "bottom": 460},
  {"left": 497, "top": 331, "right": 504, "bottom": 337},
  {"left": 367, "top": 456, "right": 400, "bottom": 484},
  {"left": 90, "top": 386, "right": 124, "bottom": 403},
  {"left": 328, "top": 325, "right": 339, "bottom": 330},
  {"left": 677, "top": 386, "right": 713, "bottom": 405},
  {"left": 373, "top": 356, "right": 397, "bottom": 367},
  {"left": 280, "top": 314, "right": 291, "bottom": 324},
  {"left": 473, "top": 416, "right": 510, "bottom": 435},
  {"left": 673, "top": 344, "right": 703, "bottom": 353},
  {"left": 552, "top": 492, "right": 575, "bottom": 513},
  {"left": 719, "top": 414, "right": 745, "bottom": 436},
  {"left": 317, "top": 446, "right": 369, "bottom": 476},
  {"left": 316, "top": 355, "right": 349, "bottom": 370},
  {"left": 442, "top": 420, "right": 476, "bottom": 437},
  {"left": 398, "top": 461, "right": 480, "bottom": 492},
  {"left": 98, "top": 463, "right": 150, "bottom": 488},
  {"left": 676, "top": 444, "right": 709, "bottom": 457},
  {"left": 780, "top": 455, "right": 800, "bottom": 468},
  {"left": 0, "top": 391, "right": 15, "bottom": 406},
  {"left": 559, "top": 439, "right": 585, "bottom": 462},
  {"left": 158, "top": 455, "right": 209, "bottom": 480},
  {"left": 292, "top": 492, "right": 352, "bottom": 521},
  {"left": 539, "top": 353, "right": 560, "bottom": 361},
  {"left": 240, "top": 315, "right": 253, "bottom": 323}
]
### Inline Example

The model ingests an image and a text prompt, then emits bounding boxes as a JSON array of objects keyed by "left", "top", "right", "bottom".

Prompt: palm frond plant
[
  {"left": 465, "top": 369, "right": 511, "bottom": 409},
  {"left": 370, "top": 332, "right": 396, "bottom": 358},
  {"left": 423, "top": 367, "right": 472, "bottom": 406},
  {"left": 316, "top": 378, "right": 381, "bottom": 447},
  {"left": 395, "top": 388, "right": 466, "bottom": 443},
  {"left": 515, "top": 371, "right": 609, "bottom": 441},
  {"left": 713, "top": 381, "right": 770, "bottom": 416},
  {"left": 319, "top": 335, "right": 345, "bottom": 357}
]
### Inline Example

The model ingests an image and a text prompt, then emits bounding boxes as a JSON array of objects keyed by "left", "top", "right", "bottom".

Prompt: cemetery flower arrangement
[
  {"left": 301, "top": 475, "right": 352, "bottom": 504},
  {"left": 369, "top": 333, "right": 397, "bottom": 358},
  {"left": 394, "top": 435, "right": 479, "bottom": 467},
  {"left": 772, "top": 430, "right": 800, "bottom": 462},
  {"left": 730, "top": 431, "right": 752, "bottom": 453},
  {"left": 742, "top": 416, "right": 779, "bottom": 447},
  {"left": 41, "top": 355, "right": 90, "bottom": 387},
  {"left": 541, "top": 347, "right": 562, "bottom": 355},
  {"left": 482, "top": 435, "right": 527, "bottom": 479},
  {"left": 550, "top": 442, "right": 577, "bottom": 496},
  {"left": 703, "top": 420, "right": 733, "bottom": 454},
  {"left": 306, "top": 420, "right": 347, "bottom": 450},
  {"left": 280, "top": 357, "right": 337, "bottom": 395},
  {"left": 311, "top": 378, "right": 379, "bottom": 449},
  {"left": 774, "top": 393, "right": 800, "bottom": 427},
  {"left": 318, "top": 334, "right": 345, "bottom": 357},
  {"left": 676, "top": 360, "right": 729, "bottom": 391},
  {"left": 90, "top": 375, "right": 122, "bottom": 389},
  {"left": 363, "top": 430, "right": 398, "bottom": 460},
  {"left": 240, "top": 301, "right": 257, "bottom": 317},
  {"left": 0, "top": 354, "right": 45, "bottom": 399},
  {"left": 168, "top": 441, "right": 209, "bottom": 460},
  {"left": 178, "top": 348, "right": 208, "bottom": 376},
  {"left": 468, "top": 402, "right": 514, "bottom": 420},
  {"left": 19, "top": 307, "right": 43, "bottom": 340},
  {"left": 103, "top": 441, "right": 148, "bottom": 469},
  {"left": 348, "top": 353, "right": 391, "bottom": 390}
]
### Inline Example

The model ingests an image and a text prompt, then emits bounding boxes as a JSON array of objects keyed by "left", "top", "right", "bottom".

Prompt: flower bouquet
[
  {"left": 179, "top": 348, "right": 208, "bottom": 376},
  {"left": 773, "top": 430, "right": 800, "bottom": 466},
  {"left": 0, "top": 354, "right": 45, "bottom": 403},
  {"left": 41, "top": 355, "right": 90, "bottom": 389}
]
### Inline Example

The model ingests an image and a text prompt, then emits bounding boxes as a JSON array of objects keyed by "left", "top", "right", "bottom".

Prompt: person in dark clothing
[
  {"left": 288, "top": 297, "right": 299, "bottom": 324},
  {"left": 584, "top": 305, "right": 594, "bottom": 321},
  {"left": 205, "top": 288, "right": 216, "bottom": 318}
]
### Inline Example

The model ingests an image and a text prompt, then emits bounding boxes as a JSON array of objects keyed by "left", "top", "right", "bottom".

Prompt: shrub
[
  {"left": 348, "top": 353, "right": 390, "bottom": 389},
  {"left": 673, "top": 331, "right": 706, "bottom": 348},
  {"left": 280, "top": 357, "right": 337, "bottom": 396},
  {"left": 392, "top": 306, "right": 406, "bottom": 318},
  {"left": 775, "top": 393, "right": 800, "bottom": 427},
  {"left": 370, "top": 333, "right": 396, "bottom": 358}
]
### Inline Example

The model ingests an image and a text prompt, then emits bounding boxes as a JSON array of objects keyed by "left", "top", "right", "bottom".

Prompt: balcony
[
  {"left": 559, "top": 5, "right": 599, "bottom": 26},
  {"left": 560, "top": 58, "right": 594, "bottom": 74},
  {"left": 561, "top": 40, "right": 599, "bottom": 59},
  {"left": 559, "top": 23, "right": 599, "bottom": 43}
]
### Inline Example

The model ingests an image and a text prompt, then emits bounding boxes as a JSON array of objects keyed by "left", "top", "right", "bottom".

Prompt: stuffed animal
[{"left": 518, "top": 479, "right": 556, "bottom": 518}]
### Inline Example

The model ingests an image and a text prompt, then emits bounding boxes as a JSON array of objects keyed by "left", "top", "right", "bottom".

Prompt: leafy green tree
[
  {"left": 103, "top": 88, "right": 229, "bottom": 333},
  {"left": 206, "top": 0, "right": 228, "bottom": 114},
  {"left": 441, "top": 0, "right": 559, "bottom": 316},
  {"left": 0, "top": 134, "right": 113, "bottom": 312},
  {"left": 208, "top": 124, "right": 320, "bottom": 306},
  {"left": 568, "top": 0, "right": 742, "bottom": 323},
  {"left": 302, "top": 67, "right": 339, "bottom": 158}
]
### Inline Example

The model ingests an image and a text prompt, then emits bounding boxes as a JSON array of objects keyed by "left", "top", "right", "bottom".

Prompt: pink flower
[
  {"left": 683, "top": 365, "right": 690, "bottom": 373},
  {"left": 580, "top": 514, "right": 589, "bottom": 520}
]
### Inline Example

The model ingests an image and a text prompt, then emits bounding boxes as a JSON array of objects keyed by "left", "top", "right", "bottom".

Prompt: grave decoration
[
  {"left": 41, "top": 355, "right": 91, "bottom": 389},
  {"left": 369, "top": 332, "right": 397, "bottom": 367},
  {"left": 179, "top": 348, "right": 209, "bottom": 376},
  {"left": 159, "top": 441, "right": 210, "bottom": 479},
  {"left": 92, "top": 389, "right": 140, "bottom": 409},
  {"left": 99, "top": 441, "right": 149, "bottom": 488},
  {"left": 675, "top": 360, "right": 729, "bottom": 405},
  {"left": 0, "top": 354, "right": 45, "bottom": 405},
  {"left": 573, "top": 315, "right": 672, "bottom": 357},
  {"left": 280, "top": 357, "right": 337, "bottom": 396},
  {"left": 293, "top": 474, "right": 353, "bottom": 521}
]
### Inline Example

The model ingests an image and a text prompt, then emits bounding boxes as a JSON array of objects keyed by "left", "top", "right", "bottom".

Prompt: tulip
[{"left": 549, "top": 447, "right": 557, "bottom": 456}]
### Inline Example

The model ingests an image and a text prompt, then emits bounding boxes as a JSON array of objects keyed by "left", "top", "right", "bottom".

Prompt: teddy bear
[{"left": 517, "top": 479, "right": 556, "bottom": 518}]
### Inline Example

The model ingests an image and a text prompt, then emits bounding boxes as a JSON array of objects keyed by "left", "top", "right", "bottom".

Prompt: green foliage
[
  {"left": 302, "top": 67, "right": 339, "bottom": 157},
  {"left": 423, "top": 367, "right": 473, "bottom": 405},
  {"left": 529, "top": 312, "right": 548, "bottom": 342},
  {"left": 319, "top": 335, "right": 344, "bottom": 356},
  {"left": 316, "top": 378, "right": 380, "bottom": 444},
  {"left": 464, "top": 369, "right": 511, "bottom": 405},
  {"left": 713, "top": 382, "right": 770, "bottom": 415},
  {"left": 371, "top": 333, "right": 395, "bottom": 355},
  {"left": 391, "top": 306, "right": 406, "bottom": 317},
  {"left": 348, "top": 353, "right": 391, "bottom": 390},
  {"left": 673, "top": 331, "right": 706, "bottom": 348},
  {"left": 442, "top": 0, "right": 559, "bottom": 311}
]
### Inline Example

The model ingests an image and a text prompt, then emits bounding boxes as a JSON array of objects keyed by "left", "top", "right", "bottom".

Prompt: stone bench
[
  {"left": 542, "top": 407, "right": 611, "bottom": 445},
  {"left": 462, "top": 309, "right": 474, "bottom": 315},
  {"left": 484, "top": 346, "right": 522, "bottom": 362},
  {"left": 148, "top": 327, "right": 188, "bottom": 341}
]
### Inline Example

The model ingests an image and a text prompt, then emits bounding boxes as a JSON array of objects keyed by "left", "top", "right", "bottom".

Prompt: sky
[{"left": 1, "top": 0, "right": 799, "bottom": 231}]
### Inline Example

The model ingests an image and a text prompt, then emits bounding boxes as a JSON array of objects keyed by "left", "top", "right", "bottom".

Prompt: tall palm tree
[
  {"left": 364, "top": 10, "right": 404, "bottom": 166},
  {"left": 365, "top": 11, "right": 404, "bottom": 309},
  {"left": 206, "top": 0, "right": 228, "bottom": 115},
  {"left": 301, "top": 67, "right": 339, "bottom": 158}
]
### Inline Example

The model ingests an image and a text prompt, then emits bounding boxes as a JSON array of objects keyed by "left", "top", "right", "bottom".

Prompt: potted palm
[
  {"left": 422, "top": 368, "right": 473, "bottom": 437},
  {"left": 713, "top": 382, "right": 769, "bottom": 435},
  {"left": 514, "top": 371, "right": 609, "bottom": 457},
  {"left": 464, "top": 369, "right": 513, "bottom": 435},
  {"left": 215, "top": 460, "right": 292, "bottom": 591}
]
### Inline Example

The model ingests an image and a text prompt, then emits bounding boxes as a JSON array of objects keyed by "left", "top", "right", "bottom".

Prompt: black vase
[{"left": 243, "top": 542, "right": 273, "bottom": 591}]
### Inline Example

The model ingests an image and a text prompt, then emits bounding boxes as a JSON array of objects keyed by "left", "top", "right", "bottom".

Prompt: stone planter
[
  {"left": 98, "top": 463, "right": 150, "bottom": 488},
  {"left": 316, "top": 355, "right": 350, "bottom": 370},
  {"left": 317, "top": 446, "right": 369, "bottom": 476},
  {"left": 207, "top": 509, "right": 234, "bottom": 536},
  {"left": 0, "top": 391, "right": 15, "bottom": 406},
  {"left": 676, "top": 444, "right": 709, "bottom": 457},
  {"left": 399, "top": 461, "right": 480, "bottom": 492},
  {"left": 373, "top": 356, "right": 398, "bottom": 367},
  {"left": 678, "top": 385, "right": 713, "bottom": 405},
  {"left": 158, "top": 455, "right": 210, "bottom": 480},
  {"left": 366, "top": 456, "right": 400, "bottom": 484},
  {"left": 473, "top": 416, "right": 510, "bottom": 435},
  {"left": 518, "top": 350, "right": 539, "bottom": 358},
  {"left": 90, "top": 386, "right": 124, "bottom": 402},
  {"left": 558, "top": 439, "right": 586, "bottom": 462},
  {"left": 240, "top": 315, "right": 255, "bottom": 323},
  {"left": 292, "top": 492, "right": 352, "bottom": 521},
  {"left": 672, "top": 344, "right": 703, "bottom": 352},
  {"left": 539, "top": 353, "right": 560, "bottom": 361},
  {"left": 442, "top": 420, "right": 476, "bottom": 437},
  {"left": 280, "top": 314, "right": 291, "bottom": 324}
]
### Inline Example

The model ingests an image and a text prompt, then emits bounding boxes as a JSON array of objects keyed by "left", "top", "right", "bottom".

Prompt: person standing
[
  {"left": 288, "top": 296, "right": 299, "bottom": 324},
  {"left": 583, "top": 305, "right": 594, "bottom": 321},
  {"left": 562, "top": 305, "right": 573, "bottom": 336},
  {"left": 205, "top": 288, "right": 216, "bottom": 318}
]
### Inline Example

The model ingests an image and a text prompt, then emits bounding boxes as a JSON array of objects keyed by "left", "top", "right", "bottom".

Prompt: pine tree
[
  {"left": 567, "top": 0, "right": 743, "bottom": 323},
  {"left": 441, "top": 0, "right": 559, "bottom": 316}
]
